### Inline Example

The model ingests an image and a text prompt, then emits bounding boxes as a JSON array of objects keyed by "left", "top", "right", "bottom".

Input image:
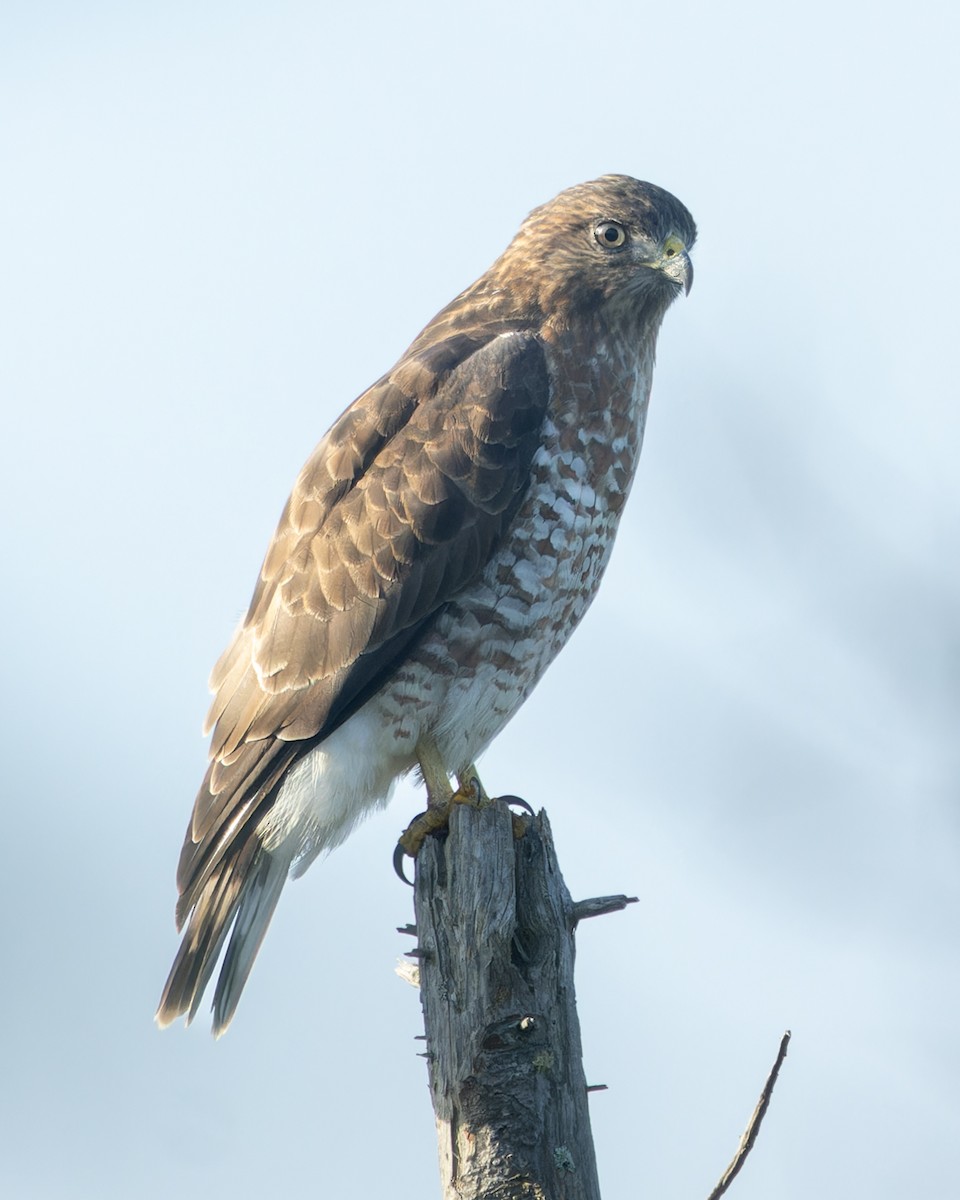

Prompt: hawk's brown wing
[{"left": 175, "top": 329, "right": 550, "bottom": 924}]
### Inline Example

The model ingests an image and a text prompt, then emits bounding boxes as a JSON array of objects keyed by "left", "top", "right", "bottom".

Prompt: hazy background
[{"left": 2, "top": 2, "right": 958, "bottom": 1197}]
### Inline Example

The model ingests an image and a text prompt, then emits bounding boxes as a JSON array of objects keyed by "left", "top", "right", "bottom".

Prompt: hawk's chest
[
  {"left": 481, "top": 330, "right": 654, "bottom": 627},
  {"left": 396, "top": 331, "right": 656, "bottom": 761},
  {"left": 541, "top": 329, "right": 654, "bottom": 523}
]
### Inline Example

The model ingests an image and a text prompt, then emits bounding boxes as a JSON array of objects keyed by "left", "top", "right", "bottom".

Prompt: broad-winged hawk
[{"left": 157, "top": 175, "right": 696, "bottom": 1034}]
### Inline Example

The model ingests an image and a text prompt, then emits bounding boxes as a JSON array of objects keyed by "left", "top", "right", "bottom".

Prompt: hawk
[{"left": 157, "top": 175, "right": 696, "bottom": 1034}]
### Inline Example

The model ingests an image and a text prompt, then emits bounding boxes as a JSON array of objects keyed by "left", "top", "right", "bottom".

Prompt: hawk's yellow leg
[{"left": 397, "top": 741, "right": 490, "bottom": 858}]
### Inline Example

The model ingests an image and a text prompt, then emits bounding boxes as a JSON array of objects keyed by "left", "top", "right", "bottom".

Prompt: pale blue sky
[{"left": 2, "top": 2, "right": 958, "bottom": 1197}]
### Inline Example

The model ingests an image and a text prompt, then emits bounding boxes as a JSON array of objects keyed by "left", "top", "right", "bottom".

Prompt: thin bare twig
[{"left": 707, "top": 1031, "right": 791, "bottom": 1200}]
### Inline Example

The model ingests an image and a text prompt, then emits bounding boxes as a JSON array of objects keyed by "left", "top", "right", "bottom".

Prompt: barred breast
[{"left": 379, "top": 327, "right": 656, "bottom": 773}]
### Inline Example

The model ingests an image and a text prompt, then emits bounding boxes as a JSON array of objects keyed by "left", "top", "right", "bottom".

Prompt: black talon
[
  {"left": 393, "top": 842, "right": 414, "bottom": 886},
  {"left": 498, "top": 795, "right": 535, "bottom": 817}
]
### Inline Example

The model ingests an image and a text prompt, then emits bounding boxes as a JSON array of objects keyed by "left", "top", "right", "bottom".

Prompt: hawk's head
[{"left": 489, "top": 174, "right": 696, "bottom": 329}]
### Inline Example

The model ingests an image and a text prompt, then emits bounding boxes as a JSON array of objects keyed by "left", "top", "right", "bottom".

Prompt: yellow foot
[
  {"left": 396, "top": 775, "right": 486, "bottom": 860},
  {"left": 393, "top": 778, "right": 534, "bottom": 884}
]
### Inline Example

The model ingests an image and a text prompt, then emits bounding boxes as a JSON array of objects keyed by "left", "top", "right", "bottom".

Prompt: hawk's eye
[{"left": 594, "top": 221, "right": 627, "bottom": 249}]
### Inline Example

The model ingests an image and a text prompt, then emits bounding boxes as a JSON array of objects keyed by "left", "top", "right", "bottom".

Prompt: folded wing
[{"left": 173, "top": 329, "right": 550, "bottom": 929}]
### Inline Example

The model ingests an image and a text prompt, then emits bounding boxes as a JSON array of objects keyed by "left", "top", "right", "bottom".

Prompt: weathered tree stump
[{"left": 412, "top": 800, "right": 621, "bottom": 1200}]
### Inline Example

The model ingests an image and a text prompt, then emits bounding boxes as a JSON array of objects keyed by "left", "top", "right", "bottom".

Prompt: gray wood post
[{"left": 411, "top": 799, "right": 627, "bottom": 1200}]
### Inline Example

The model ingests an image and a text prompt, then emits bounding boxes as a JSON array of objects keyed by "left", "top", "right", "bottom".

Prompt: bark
[{"left": 412, "top": 800, "right": 610, "bottom": 1200}]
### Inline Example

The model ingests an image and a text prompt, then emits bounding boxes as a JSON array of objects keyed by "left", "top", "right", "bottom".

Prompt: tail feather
[
  {"left": 211, "top": 849, "right": 290, "bottom": 1036},
  {"left": 156, "top": 837, "right": 291, "bottom": 1033}
]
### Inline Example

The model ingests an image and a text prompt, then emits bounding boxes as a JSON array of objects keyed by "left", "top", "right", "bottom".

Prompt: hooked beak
[{"left": 661, "top": 247, "right": 693, "bottom": 295}]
